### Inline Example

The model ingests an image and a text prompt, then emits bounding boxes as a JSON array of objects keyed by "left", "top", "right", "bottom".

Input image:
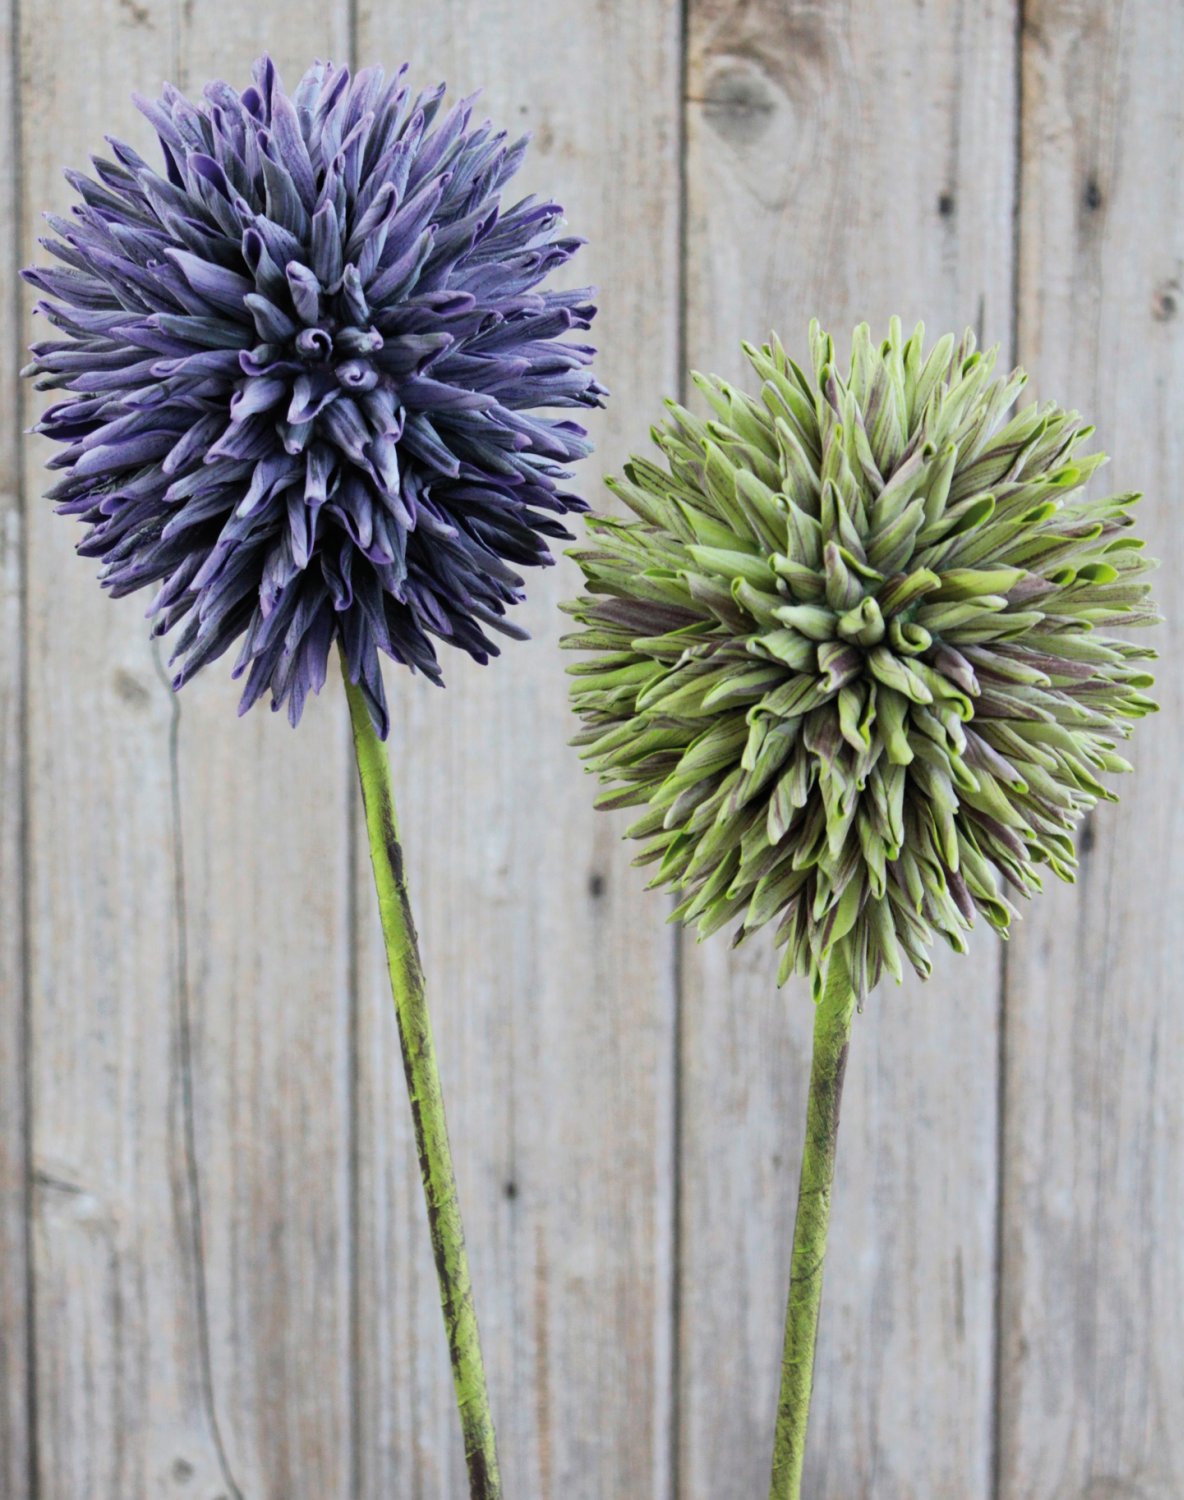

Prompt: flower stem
[
  {"left": 769, "top": 948, "right": 857, "bottom": 1500},
  {"left": 342, "top": 659, "right": 502, "bottom": 1500}
]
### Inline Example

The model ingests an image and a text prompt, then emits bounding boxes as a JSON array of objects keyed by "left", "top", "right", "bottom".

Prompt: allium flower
[
  {"left": 565, "top": 321, "right": 1158, "bottom": 997},
  {"left": 24, "top": 56, "right": 603, "bottom": 735}
]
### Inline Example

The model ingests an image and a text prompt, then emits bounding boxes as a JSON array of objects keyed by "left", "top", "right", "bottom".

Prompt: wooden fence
[{"left": 1, "top": 1, "right": 1180, "bottom": 1496}]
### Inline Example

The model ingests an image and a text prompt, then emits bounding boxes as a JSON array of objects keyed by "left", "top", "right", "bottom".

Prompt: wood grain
[
  {"left": 679, "top": 2, "right": 1018, "bottom": 1496},
  {"left": 998, "top": 3, "right": 1184, "bottom": 1497},
  {"left": 350, "top": 5, "right": 683, "bottom": 1495},
  {"left": 21, "top": 8, "right": 225, "bottom": 1494},
  {"left": 7, "top": 1, "right": 1183, "bottom": 1495},
  {"left": 0, "top": 0, "right": 30, "bottom": 1491}
]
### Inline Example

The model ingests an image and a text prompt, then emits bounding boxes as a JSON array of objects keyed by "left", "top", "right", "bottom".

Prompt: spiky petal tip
[
  {"left": 564, "top": 320, "right": 1159, "bottom": 998},
  {"left": 24, "top": 56, "right": 605, "bottom": 735}
]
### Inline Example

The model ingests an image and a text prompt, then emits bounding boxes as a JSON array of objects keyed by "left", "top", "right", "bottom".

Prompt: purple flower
[{"left": 24, "top": 57, "right": 604, "bottom": 735}]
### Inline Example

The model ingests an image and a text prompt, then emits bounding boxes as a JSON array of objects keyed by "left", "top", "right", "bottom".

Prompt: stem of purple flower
[
  {"left": 342, "top": 652, "right": 502, "bottom": 1499},
  {"left": 768, "top": 948, "right": 856, "bottom": 1500}
]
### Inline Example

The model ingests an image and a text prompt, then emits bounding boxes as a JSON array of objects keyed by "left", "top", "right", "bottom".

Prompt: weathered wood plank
[
  {"left": 166, "top": 18, "right": 356, "bottom": 1500},
  {"left": 998, "top": 4, "right": 1184, "bottom": 1496},
  {"left": 22, "top": 11, "right": 354, "bottom": 1498},
  {"left": 351, "top": 6, "right": 683, "bottom": 1495},
  {"left": 21, "top": 10, "right": 225, "bottom": 1495},
  {"left": 679, "top": 4, "right": 1018, "bottom": 1496},
  {"left": 0, "top": 0, "right": 30, "bottom": 1492}
]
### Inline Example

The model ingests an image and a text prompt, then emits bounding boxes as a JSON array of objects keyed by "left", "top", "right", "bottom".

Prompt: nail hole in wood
[
  {"left": 113, "top": 667, "right": 152, "bottom": 706},
  {"left": 1152, "top": 281, "right": 1179, "bottom": 322}
]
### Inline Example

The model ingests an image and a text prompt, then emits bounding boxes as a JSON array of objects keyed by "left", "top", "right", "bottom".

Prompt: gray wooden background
[{"left": 1, "top": 1, "right": 1180, "bottom": 1496}]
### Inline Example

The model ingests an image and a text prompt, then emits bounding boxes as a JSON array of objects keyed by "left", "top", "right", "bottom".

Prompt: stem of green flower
[
  {"left": 768, "top": 948, "right": 857, "bottom": 1500},
  {"left": 342, "top": 657, "right": 502, "bottom": 1500}
]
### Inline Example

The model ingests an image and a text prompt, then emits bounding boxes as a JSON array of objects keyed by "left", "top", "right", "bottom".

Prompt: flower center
[
  {"left": 294, "top": 321, "right": 384, "bottom": 394},
  {"left": 231, "top": 261, "right": 402, "bottom": 480},
  {"left": 763, "top": 563, "right": 942, "bottom": 704},
  {"left": 273, "top": 314, "right": 397, "bottom": 469}
]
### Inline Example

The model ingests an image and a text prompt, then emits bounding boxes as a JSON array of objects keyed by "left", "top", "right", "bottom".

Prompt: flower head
[
  {"left": 24, "top": 57, "right": 603, "bottom": 735},
  {"left": 565, "top": 321, "right": 1159, "bottom": 997}
]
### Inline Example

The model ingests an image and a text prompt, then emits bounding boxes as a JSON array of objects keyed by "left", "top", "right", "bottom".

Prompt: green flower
[{"left": 564, "top": 321, "right": 1159, "bottom": 998}]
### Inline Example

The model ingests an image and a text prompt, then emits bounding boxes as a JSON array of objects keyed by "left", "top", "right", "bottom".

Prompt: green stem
[
  {"left": 343, "top": 656, "right": 502, "bottom": 1500},
  {"left": 769, "top": 949, "right": 857, "bottom": 1500}
]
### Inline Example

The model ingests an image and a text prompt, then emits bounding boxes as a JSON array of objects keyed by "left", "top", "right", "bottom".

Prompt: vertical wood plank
[
  {"left": 350, "top": 6, "right": 683, "bottom": 1496},
  {"left": 21, "top": 11, "right": 354, "bottom": 1498},
  {"left": 999, "top": 4, "right": 1184, "bottom": 1496},
  {"left": 21, "top": 7, "right": 223, "bottom": 1494},
  {"left": 0, "top": 0, "right": 30, "bottom": 1491},
  {"left": 167, "top": 17, "right": 354, "bottom": 1500},
  {"left": 679, "top": 4, "right": 1018, "bottom": 1497}
]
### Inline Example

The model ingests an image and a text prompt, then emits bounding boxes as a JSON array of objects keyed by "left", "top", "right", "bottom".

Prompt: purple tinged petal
[
  {"left": 260, "top": 147, "right": 309, "bottom": 236},
  {"left": 400, "top": 413, "right": 462, "bottom": 477},
  {"left": 344, "top": 180, "right": 396, "bottom": 264},
  {"left": 133, "top": 92, "right": 188, "bottom": 155},
  {"left": 308, "top": 63, "right": 351, "bottom": 156},
  {"left": 321, "top": 541, "right": 354, "bottom": 610},
  {"left": 373, "top": 330, "right": 451, "bottom": 378},
  {"left": 188, "top": 152, "right": 232, "bottom": 198},
  {"left": 294, "top": 326, "right": 333, "bottom": 361},
  {"left": 268, "top": 84, "right": 318, "bottom": 210},
  {"left": 318, "top": 397, "right": 371, "bottom": 465},
  {"left": 365, "top": 225, "right": 435, "bottom": 304},
  {"left": 309, "top": 201, "right": 343, "bottom": 287},
  {"left": 152, "top": 347, "right": 243, "bottom": 380},
  {"left": 285, "top": 260, "right": 321, "bottom": 324},
  {"left": 281, "top": 418, "right": 314, "bottom": 455},
  {"left": 336, "top": 110, "right": 375, "bottom": 202},
  {"left": 335, "top": 325, "right": 384, "bottom": 356},
  {"left": 287, "top": 484, "right": 318, "bottom": 567},
  {"left": 152, "top": 311, "right": 254, "bottom": 350},
  {"left": 236, "top": 453, "right": 301, "bottom": 517},
  {"left": 71, "top": 429, "right": 174, "bottom": 477},
  {"left": 23, "top": 53, "right": 599, "bottom": 735},
  {"left": 401, "top": 375, "right": 494, "bottom": 412},
  {"left": 239, "top": 342, "right": 301, "bottom": 378},
  {"left": 242, "top": 226, "right": 288, "bottom": 297},
  {"left": 162, "top": 410, "right": 224, "bottom": 472},
  {"left": 359, "top": 386, "right": 402, "bottom": 439},
  {"left": 207, "top": 413, "right": 273, "bottom": 462},
  {"left": 336, "top": 359, "right": 379, "bottom": 393},
  {"left": 287, "top": 370, "right": 339, "bottom": 423},
  {"left": 247, "top": 212, "right": 304, "bottom": 271},
  {"left": 230, "top": 374, "right": 287, "bottom": 422},
  {"left": 162, "top": 248, "right": 253, "bottom": 315},
  {"left": 305, "top": 443, "right": 336, "bottom": 505},
  {"left": 367, "top": 431, "right": 400, "bottom": 494},
  {"left": 338, "top": 263, "right": 369, "bottom": 325},
  {"left": 331, "top": 475, "right": 375, "bottom": 550},
  {"left": 243, "top": 291, "right": 297, "bottom": 342}
]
